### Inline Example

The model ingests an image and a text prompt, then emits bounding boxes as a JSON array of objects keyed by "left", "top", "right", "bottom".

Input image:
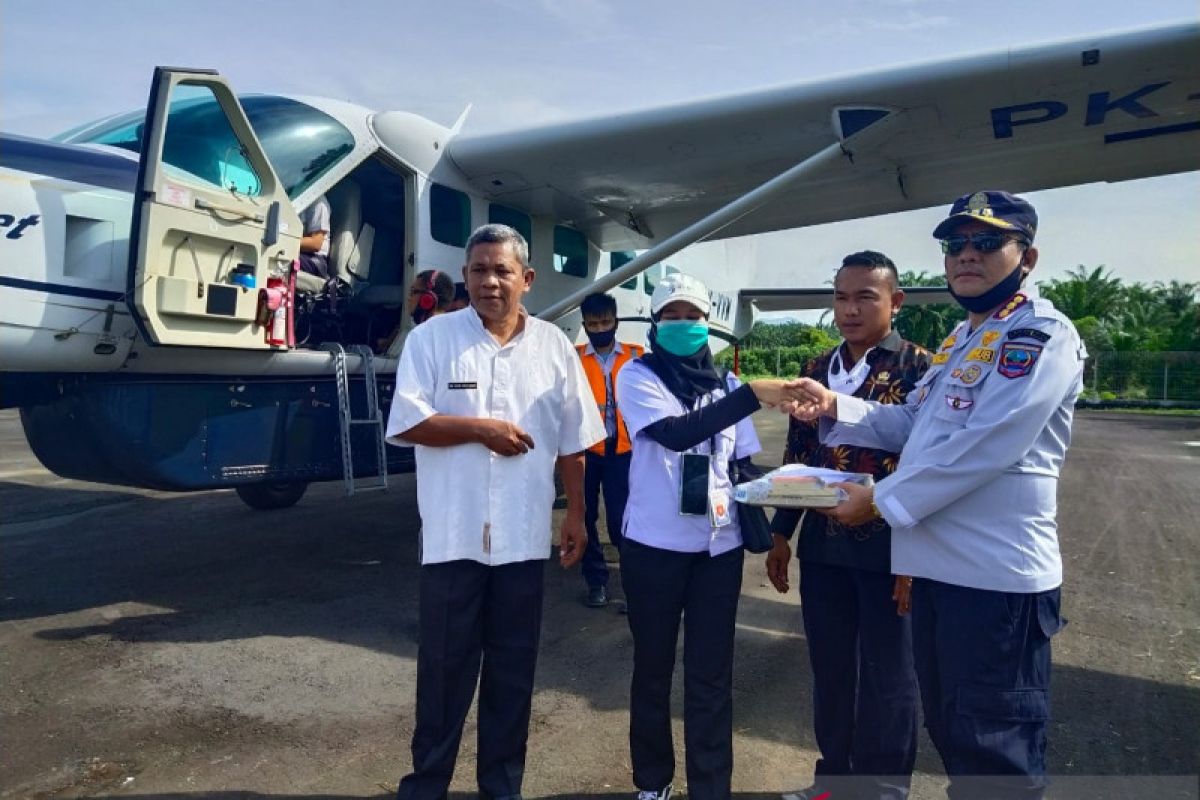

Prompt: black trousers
[
  {"left": 621, "top": 537, "right": 744, "bottom": 800},
  {"left": 582, "top": 450, "right": 631, "bottom": 588},
  {"left": 396, "top": 559, "right": 545, "bottom": 800},
  {"left": 799, "top": 560, "right": 919, "bottom": 800},
  {"left": 911, "top": 578, "right": 1064, "bottom": 800}
]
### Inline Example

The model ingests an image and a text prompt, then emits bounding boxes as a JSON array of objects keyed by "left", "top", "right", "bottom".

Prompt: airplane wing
[{"left": 447, "top": 21, "right": 1200, "bottom": 251}]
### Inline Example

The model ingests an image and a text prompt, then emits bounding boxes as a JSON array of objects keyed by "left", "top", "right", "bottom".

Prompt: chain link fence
[
  {"left": 1084, "top": 351, "right": 1200, "bottom": 404},
  {"left": 723, "top": 348, "right": 1200, "bottom": 406}
]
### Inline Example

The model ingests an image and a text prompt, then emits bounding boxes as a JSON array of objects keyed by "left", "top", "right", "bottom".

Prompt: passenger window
[
  {"left": 643, "top": 262, "right": 663, "bottom": 295},
  {"left": 611, "top": 250, "right": 638, "bottom": 290},
  {"left": 430, "top": 183, "right": 471, "bottom": 247},
  {"left": 161, "top": 83, "right": 262, "bottom": 196},
  {"left": 488, "top": 204, "right": 533, "bottom": 259},
  {"left": 642, "top": 262, "right": 679, "bottom": 295},
  {"left": 553, "top": 225, "right": 588, "bottom": 278}
]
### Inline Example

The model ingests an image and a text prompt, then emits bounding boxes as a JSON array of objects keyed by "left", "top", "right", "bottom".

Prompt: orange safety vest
[{"left": 576, "top": 341, "right": 644, "bottom": 456}]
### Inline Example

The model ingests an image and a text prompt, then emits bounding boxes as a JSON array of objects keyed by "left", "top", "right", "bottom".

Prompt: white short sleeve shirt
[
  {"left": 617, "top": 362, "right": 761, "bottom": 555},
  {"left": 386, "top": 307, "right": 606, "bottom": 566}
]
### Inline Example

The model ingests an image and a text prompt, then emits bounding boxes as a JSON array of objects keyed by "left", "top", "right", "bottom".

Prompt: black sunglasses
[{"left": 940, "top": 231, "right": 1025, "bottom": 256}]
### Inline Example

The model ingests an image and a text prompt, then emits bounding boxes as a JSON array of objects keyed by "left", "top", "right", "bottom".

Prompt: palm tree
[
  {"left": 894, "top": 270, "right": 965, "bottom": 351},
  {"left": 1037, "top": 265, "right": 1123, "bottom": 320}
]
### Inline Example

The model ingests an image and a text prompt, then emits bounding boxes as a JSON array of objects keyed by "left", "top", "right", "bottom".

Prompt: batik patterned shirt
[{"left": 771, "top": 330, "right": 930, "bottom": 573}]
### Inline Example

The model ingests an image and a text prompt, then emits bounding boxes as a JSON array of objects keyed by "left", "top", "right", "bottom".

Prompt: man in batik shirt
[{"left": 767, "top": 251, "right": 931, "bottom": 800}]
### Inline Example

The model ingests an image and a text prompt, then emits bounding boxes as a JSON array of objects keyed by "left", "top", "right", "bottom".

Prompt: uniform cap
[
  {"left": 932, "top": 190, "right": 1038, "bottom": 241},
  {"left": 650, "top": 272, "right": 712, "bottom": 316}
]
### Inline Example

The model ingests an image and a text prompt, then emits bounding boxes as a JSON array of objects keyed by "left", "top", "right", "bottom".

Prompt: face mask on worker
[
  {"left": 655, "top": 320, "right": 709, "bottom": 357},
  {"left": 585, "top": 327, "right": 617, "bottom": 349}
]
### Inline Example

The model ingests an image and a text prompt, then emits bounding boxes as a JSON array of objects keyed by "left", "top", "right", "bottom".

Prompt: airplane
[{"left": 1, "top": 21, "right": 1197, "bottom": 510}]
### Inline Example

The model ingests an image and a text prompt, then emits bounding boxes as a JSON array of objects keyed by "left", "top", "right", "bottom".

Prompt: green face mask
[{"left": 656, "top": 319, "right": 709, "bottom": 356}]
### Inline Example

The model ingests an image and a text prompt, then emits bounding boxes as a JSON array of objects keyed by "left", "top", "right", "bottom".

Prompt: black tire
[{"left": 235, "top": 481, "right": 309, "bottom": 510}]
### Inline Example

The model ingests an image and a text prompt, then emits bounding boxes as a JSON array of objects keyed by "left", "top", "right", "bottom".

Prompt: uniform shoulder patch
[
  {"left": 997, "top": 342, "right": 1043, "bottom": 379},
  {"left": 1007, "top": 327, "right": 1051, "bottom": 343},
  {"left": 993, "top": 293, "right": 1029, "bottom": 321}
]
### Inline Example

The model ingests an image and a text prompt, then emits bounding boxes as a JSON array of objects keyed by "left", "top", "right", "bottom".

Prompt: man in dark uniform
[{"left": 768, "top": 251, "right": 929, "bottom": 800}]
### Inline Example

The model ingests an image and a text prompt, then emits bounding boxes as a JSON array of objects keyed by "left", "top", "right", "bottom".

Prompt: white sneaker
[{"left": 636, "top": 785, "right": 672, "bottom": 800}]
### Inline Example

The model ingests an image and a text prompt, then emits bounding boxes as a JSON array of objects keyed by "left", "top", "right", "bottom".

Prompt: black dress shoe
[{"left": 585, "top": 585, "right": 609, "bottom": 607}]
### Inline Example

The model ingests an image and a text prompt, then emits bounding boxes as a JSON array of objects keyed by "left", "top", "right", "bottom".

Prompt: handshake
[{"left": 747, "top": 378, "right": 837, "bottom": 420}]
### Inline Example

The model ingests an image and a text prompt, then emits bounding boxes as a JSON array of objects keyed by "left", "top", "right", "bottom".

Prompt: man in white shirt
[{"left": 386, "top": 223, "right": 605, "bottom": 800}]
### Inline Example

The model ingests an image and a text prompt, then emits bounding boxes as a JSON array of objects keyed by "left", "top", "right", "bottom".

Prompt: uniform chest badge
[
  {"left": 966, "top": 346, "right": 996, "bottom": 364},
  {"left": 998, "top": 342, "right": 1043, "bottom": 379},
  {"left": 993, "top": 293, "right": 1029, "bottom": 321},
  {"left": 960, "top": 364, "right": 983, "bottom": 384},
  {"left": 932, "top": 352, "right": 950, "bottom": 365},
  {"left": 945, "top": 394, "right": 974, "bottom": 411},
  {"left": 939, "top": 334, "right": 957, "bottom": 351},
  {"left": 951, "top": 368, "right": 963, "bottom": 379},
  {"left": 981, "top": 330, "right": 1001, "bottom": 347}
]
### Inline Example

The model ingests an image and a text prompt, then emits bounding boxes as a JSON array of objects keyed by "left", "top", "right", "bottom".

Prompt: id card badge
[{"left": 709, "top": 488, "right": 732, "bottom": 528}]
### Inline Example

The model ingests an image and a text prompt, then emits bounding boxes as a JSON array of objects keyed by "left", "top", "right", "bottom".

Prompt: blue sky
[{"left": 3, "top": 0, "right": 1197, "bottom": 293}]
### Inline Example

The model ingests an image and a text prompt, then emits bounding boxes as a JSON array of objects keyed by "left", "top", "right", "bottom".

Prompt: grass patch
[{"left": 1078, "top": 407, "right": 1200, "bottom": 417}]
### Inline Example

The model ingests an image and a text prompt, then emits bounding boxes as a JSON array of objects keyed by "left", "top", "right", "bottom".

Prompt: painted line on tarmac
[
  {"left": 734, "top": 621, "right": 804, "bottom": 639},
  {"left": 0, "top": 467, "right": 61, "bottom": 479}
]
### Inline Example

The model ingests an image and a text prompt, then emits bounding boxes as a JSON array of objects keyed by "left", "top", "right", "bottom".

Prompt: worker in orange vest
[{"left": 576, "top": 292, "right": 644, "bottom": 608}]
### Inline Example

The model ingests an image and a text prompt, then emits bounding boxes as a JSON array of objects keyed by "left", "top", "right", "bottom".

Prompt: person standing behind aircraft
[
  {"left": 385, "top": 223, "right": 605, "bottom": 800},
  {"left": 616, "top": 272, "right": 806, "bottom": 800},
  {"left": 576, "top": 291, "right": 644, "bottom": 608},
  {"left": 787, "top": 191, "right": 1084, "bottom": 800},
  {"left": 447, "top": 281, "right": 470, "bottom": 312},
  {"left": 378, "top": 269, "right": 456, "bottom": 352},
  {"left": 408, "top": 269, "right": 456, "bottom": 326},
  {"left": 767, "top": 250, "right": 928, "bottom": 800}
]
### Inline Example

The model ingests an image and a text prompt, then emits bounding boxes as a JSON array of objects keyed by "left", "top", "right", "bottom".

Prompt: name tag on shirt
[
  {"left": 709, "top": 488, "right": 732, "bottom": 529},
  {"left": 448, "top": 382, "right": 477, "bottom": 390},
  {"left": 966, "top": 347, "right": 996, "bottom": 364}
]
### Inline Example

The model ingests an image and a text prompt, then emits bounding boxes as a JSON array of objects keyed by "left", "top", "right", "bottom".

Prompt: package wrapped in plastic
[{"left": 732, "top": 464, "right": 874, "bottom": 508}]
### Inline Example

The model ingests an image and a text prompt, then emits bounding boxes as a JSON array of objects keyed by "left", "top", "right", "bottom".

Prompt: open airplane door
[{"left": 127, "top": 67, "right": 302, "bottom": 349}]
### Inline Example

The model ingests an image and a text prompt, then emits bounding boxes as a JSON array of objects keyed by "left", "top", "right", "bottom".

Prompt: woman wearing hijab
[{"left": 615, "top": 273, "right": 803, "bottom": 800}]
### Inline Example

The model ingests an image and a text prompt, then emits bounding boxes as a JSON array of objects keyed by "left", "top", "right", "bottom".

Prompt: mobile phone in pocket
[{"left": 679, "top": 453, "right": 710, "bottom": 516}]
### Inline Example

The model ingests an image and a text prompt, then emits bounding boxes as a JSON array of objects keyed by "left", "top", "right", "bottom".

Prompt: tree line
[{"left": 716, "top": 267, "right": 1200, "bottom": 400}]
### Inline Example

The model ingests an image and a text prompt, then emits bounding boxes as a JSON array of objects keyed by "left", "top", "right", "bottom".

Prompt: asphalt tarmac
[{"left": 1, "top": 408, "right": 1197, "bottom": 799}]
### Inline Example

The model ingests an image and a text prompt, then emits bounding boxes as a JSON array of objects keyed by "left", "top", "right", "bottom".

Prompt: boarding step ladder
[{"left": 324, "top": 343, "right": 388, "bottom": 496}]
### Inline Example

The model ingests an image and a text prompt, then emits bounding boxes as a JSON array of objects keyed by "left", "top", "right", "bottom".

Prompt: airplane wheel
[{"left": 235, "top": 481, "right": 309, "bottom": 510}]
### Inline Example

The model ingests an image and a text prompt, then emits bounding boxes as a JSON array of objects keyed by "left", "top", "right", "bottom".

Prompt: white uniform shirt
[
  {"left": 386, "top": 307, "right": 605, "bottom": 566},
  {"left": 832, "top": 288, "right": 1086, "bottom": 593},
  {"left": 617, "top": 362, "right": 761, "bottom": 556},
  {"left": 300, "top": 194, "right": 331, "bottom": 257}
]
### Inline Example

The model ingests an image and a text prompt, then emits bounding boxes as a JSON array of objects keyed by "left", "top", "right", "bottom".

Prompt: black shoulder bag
[{"left": 729, "top": 456, "right": 774, "bottom": 553}]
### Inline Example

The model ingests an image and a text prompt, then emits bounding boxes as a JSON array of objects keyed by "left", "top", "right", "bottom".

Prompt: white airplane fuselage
[{"left": 0, "top": 89, "right": 739, "bottom": 499}]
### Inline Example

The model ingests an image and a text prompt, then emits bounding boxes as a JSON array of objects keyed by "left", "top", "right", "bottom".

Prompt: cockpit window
[{"left": 57, "top": 94, "right": 356, "bottom": 200}]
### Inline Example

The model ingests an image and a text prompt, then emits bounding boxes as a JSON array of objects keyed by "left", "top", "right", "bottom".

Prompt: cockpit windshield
[{"left": 56, "top": 95, "right": 356, "bottom": 200}]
